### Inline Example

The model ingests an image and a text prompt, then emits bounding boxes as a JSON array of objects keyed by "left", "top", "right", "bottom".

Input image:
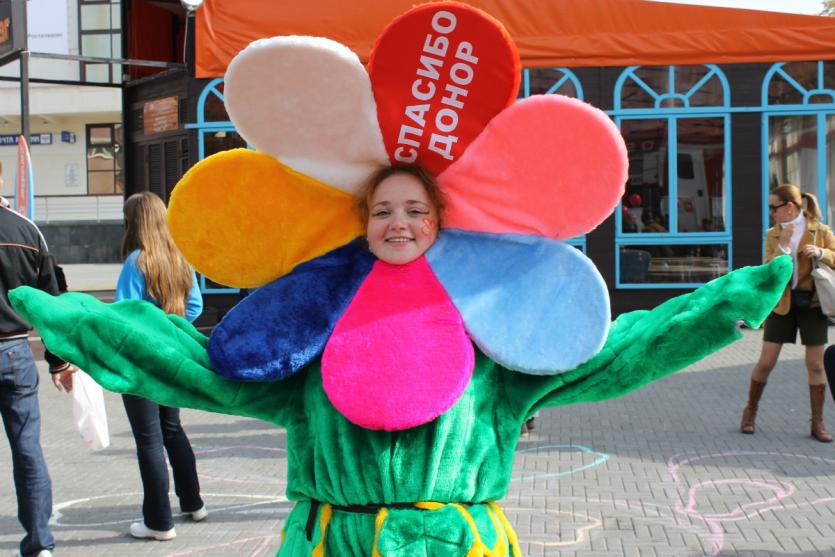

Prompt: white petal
[{"left": 224, "top": 36, "right": 390, "bottom": 195}]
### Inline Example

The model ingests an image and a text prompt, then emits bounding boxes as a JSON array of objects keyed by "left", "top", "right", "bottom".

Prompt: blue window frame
[
  {"left": 519, "top": 67, "right": 586, "bottom": 252},
  {"left": 761, "top": 61, "right": 835, "bottom": 242},
  {"left": 188, "top": 79, "right": 248, "bottom": 293},
  {"left": 612, "top": 65, "right": 732, "bottom": 289}
]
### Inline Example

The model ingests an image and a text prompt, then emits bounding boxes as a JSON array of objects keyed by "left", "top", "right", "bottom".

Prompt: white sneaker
[
  {"left": 129, "top": 521, "right": 176, "bottom": 541},
  {"left": 189, "top": 505, "right": 208, "bottom": 522},
  {"left": 11, "top": 551, "right": 52, "bottom": 557}
]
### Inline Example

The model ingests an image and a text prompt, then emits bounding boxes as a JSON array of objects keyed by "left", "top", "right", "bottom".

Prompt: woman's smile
[{"left": 367, "top": 174, "right": 439, "bottom": 264}]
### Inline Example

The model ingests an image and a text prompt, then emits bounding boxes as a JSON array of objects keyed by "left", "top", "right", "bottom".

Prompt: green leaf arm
[
  {"left": 9, "top": 288, "right": 301, "bottom": 426},
  {"left": 505, "top": 256, "right": 792, "bottom": 417}
]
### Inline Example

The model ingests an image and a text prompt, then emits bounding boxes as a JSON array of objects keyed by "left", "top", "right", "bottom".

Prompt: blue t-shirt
[{"left": 115, "top": 250, "right": 203, "bottom": 323}]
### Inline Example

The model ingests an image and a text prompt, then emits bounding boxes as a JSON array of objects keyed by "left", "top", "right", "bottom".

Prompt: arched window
[
  {"left": 189, "top": 79, "right": 249, "bottom": 293},
  {"left": 613, "top": 65, "right": 731, "bottom": 288},
  {"left": 519, "top": 67, "right": 586, "bottom": 251},
  {"left": 762, "top": 61, "right": 835, "bottom": 230},
  {"left": 192, "top": 79, "right": 248, "bottom": 161},
  {"left": 520, "top": 67, "right": 584, "bottom": 100}
]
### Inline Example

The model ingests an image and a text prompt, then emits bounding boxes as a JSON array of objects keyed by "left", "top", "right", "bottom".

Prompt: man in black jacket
[{"left": 1, "top": 186, "right": 75, "bottom": 557}]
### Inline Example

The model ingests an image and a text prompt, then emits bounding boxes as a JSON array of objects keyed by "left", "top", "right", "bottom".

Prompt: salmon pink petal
[
  {"left": 322, "top": 257, "right": 474, "bottom": 431},
  {"left": 368, "top": 2, "right": 520, "bottom": 176},
  {"left": 438, "top": 95, "right": 628, "bottom": 240}
]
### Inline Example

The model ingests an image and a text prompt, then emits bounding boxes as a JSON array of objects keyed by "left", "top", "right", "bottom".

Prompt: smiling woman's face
[{"left": 366, "top": 173, "right": 440, "bottom": 265}]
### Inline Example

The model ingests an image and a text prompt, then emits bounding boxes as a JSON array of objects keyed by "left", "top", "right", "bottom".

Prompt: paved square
[{"left": 2, "top": 329, "right": 834, "bottom": 556}]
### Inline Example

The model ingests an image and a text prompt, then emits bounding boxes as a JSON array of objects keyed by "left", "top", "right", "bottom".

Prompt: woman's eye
[
  {"left": 372, "top": 210, "right": 390, "bottom": 218},
  {"left": 408, "top": 209, "right": 429, "bottom": 216}
]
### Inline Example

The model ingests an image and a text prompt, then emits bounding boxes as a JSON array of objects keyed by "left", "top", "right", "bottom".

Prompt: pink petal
[{"left": 322, "top": 257, "right": 474, "bottom": 431}]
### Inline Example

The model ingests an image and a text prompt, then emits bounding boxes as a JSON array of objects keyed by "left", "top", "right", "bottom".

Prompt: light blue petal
[{"left": 425, "top": 229, "right": 609, "bottom": 375}]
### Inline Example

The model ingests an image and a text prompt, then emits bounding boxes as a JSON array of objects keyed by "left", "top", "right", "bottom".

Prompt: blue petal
[
  {"left": 208, "top": 238, "right": 375, "bottom": 381},
  {"left": 425, "top": 229, "right": 610, "bottom": 375}
]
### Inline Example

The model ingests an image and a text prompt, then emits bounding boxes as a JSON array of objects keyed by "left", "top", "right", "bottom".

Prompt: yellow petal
[{"left": 168, "top": 149, "right": 363, "bottom": 288}]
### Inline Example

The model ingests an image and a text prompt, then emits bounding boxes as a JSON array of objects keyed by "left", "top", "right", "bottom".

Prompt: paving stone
[{"left": 3, "top": 329, "right": 835, "bottom": 555}]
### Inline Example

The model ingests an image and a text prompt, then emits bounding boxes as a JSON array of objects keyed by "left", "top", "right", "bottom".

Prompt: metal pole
[
  {"left": 20, "top": 48, "right": 28, "bottom": 143},
  {"left": 19, "top": 0, "right": 29, "bottom": 144}
]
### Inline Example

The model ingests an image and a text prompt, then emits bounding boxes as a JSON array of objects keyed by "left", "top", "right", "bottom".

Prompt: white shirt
[{"left": 778, "top": 212, "right": 807, "bottom": 288}]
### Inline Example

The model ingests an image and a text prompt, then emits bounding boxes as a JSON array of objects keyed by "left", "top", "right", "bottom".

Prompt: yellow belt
[{"left": 299, "top": 500, "right": 521, "bottom": 557}]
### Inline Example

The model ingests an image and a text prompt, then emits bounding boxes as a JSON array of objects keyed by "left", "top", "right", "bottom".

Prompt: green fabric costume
[{"left": 10, "top": 256, "right": 790, "bottom": 556}]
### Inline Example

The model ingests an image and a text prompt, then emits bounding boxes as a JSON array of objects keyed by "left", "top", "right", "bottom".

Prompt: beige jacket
[{"left": 765, "top": 220, "right": 835, "bottom": 315}]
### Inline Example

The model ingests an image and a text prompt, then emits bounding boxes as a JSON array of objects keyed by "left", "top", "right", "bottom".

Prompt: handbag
[
  {"left": 812, "top": 261, "right": 835, "bottom": 317},
  {"left": 72, "top": 369, "right": 111, "bottom": 451},
  {"left": 809, "top": 227, "right": 835, "bottom": 317}
]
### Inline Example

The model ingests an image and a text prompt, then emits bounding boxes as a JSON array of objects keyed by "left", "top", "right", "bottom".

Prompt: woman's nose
[{"left": 389, "top": 215, "right": 407, "bottom": 230}]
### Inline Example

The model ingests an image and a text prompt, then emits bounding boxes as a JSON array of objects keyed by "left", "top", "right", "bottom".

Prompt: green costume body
[{"left": 10, "top": 257, "right": 791, "bottom": 556}]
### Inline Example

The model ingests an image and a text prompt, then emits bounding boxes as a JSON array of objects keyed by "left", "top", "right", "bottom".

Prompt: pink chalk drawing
[
  {"left": 666, "top": 450, "right": 835, "bottom": 556},
  {"left": 510, "top": 445, "right": 835, "bottom": 555}
]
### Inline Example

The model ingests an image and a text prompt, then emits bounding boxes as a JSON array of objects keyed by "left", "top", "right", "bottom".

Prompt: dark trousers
[
  {"left": 0, "top": 339, "right": 54, "bottom": 556},
  {"left": 122, "top": 394, "right": 203, "bottom": 531}
]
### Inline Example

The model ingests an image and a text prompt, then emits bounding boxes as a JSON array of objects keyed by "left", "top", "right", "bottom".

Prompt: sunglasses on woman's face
[{"left": 768, "top": 201, "right": 789, "bottom": 213}]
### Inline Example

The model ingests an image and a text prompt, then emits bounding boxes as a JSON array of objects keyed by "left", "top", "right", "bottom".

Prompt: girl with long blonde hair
[
  {"left": 121, "top": 191, "right": 197, "bottom": 316},
  {"left": 117, "top": 192, "right": 207, "bottom": 540}
]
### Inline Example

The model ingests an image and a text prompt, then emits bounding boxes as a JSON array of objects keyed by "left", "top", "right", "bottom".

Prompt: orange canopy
[{"left": 195, "top": 0, "right": 835, "bottom": 78}]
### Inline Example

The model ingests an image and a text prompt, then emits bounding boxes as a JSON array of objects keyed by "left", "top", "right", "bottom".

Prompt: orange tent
[{"left": 195, "top": 0, "right": 835, "bottom": 78}]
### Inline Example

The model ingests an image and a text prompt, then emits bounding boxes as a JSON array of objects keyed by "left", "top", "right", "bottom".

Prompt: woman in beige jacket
[{"left": 741, "top": 184, "right": 835, "bottom": 442}]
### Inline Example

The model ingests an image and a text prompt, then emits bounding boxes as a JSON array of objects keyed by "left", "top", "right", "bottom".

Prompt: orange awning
[{"left": 196, "top": 0, "right": 835, "bottom": 78}]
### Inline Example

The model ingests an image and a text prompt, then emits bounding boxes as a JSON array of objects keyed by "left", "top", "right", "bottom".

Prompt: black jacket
[{"left": 0, "top": 204, "right": 68, "bottom": 371}]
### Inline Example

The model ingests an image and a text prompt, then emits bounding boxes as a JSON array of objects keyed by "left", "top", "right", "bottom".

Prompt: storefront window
[
  {"left": 614, "top": 65, "right": 731, "bottom": 288},
  {"left": 763, "top": 61, "right": 835, "bottom": 236}
]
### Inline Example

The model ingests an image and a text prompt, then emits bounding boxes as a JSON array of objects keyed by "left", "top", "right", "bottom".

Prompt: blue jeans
[
  {"left": 0, "top": 339, "right": 55, "bottom": 556},
  {"left": 122, "top": 394, "right": 203, "bottom": 531}
]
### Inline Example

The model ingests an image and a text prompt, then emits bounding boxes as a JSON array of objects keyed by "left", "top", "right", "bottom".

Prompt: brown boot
[
  {"left": 810, "top": 384, "right": 833, "bottom": 442},
  {"left": 740, "top": 379, "right": 767, "bottom": 434}
]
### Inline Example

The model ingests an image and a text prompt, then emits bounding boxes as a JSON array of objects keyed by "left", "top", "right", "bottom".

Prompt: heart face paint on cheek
[{"left": 421, "top": 218, "right": 437, "bottom": 237}]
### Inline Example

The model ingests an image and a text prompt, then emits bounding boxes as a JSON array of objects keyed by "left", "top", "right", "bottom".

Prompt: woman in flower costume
[{"left": 10, "top": 3, "right": 791, "bottom": 556}]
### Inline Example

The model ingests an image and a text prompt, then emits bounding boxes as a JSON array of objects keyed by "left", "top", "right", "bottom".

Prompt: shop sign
[
  {"left": 143, "top": 96, "right": 179, "bottom": 134},
  {"left": 0, "top": 133, "right": 52, "bottom": 145}
]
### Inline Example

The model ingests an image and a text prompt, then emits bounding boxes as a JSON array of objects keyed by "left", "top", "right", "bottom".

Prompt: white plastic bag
[{"left": 72, "top": 370, "right": 110, "bottom": 451}]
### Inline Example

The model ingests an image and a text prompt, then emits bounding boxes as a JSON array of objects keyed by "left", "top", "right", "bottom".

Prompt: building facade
[
  {"left": 0, "top": 0, "right": 125, "bottom": 262},
  {"left": 117, "top": 0, "right": 835, "bottom": 319}
]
